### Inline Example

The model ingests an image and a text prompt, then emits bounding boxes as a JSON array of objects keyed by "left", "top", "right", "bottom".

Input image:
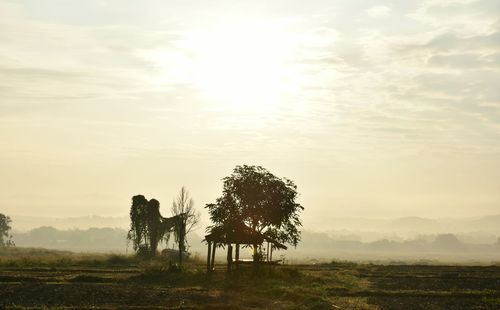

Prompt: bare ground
[{"left": 0, "top": 262, "right": 499, "bottom": 309}]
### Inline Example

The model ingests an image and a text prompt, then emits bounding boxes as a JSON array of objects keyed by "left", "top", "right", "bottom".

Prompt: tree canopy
[
  {"left": 127, "top": 194, "right": 191, "bottom": 259},
  {"left": 127, "top": 195, "right": 172, "bottom": 257},
  {"left": 0, "top": 213, "right": 15, "bottom": 248},
  {"left": 206, "top": 165, "right": 304, "bottom": 249}
]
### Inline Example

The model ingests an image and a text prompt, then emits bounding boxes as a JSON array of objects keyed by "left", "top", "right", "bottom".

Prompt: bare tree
[{"left": 172, "top": 186, "right": 200, "bottom": 265}]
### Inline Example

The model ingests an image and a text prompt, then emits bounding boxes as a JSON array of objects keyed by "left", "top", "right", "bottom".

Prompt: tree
[
  {"left": 206, "top": 165, "right": 304, "bottom": 262},
  {"left": 171, "top": 187, "right": 200, "bottom": 266},
  {"left": 127, "top": 195, "right": 170, "bottom": 257},
  {"left": 0, "top": 213, "right": 15, "bottom": 248},
  {"left": 145, "top": 198, "right": 165, "bottom": 256}
]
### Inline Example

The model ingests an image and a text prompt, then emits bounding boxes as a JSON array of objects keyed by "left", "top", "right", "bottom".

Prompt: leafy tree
[
  {"left": 127, "top": 195, "right": 170, "bottom": 257},
  {"left": 0, "top": 213, "right": 15, "bottom": 248},
  {"left": 145, "top": 199, "right": 165, "bottom": 256},
  {"left": 206, "top": 165, "right": 303, "bottom": 261},
  {"left": 171, "top": 187, "right": 200, "bottom": 265}
]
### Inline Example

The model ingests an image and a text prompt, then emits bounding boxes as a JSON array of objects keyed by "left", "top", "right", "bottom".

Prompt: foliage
[
  {"left": 206, "top": 165, "right": 304, "bottom": 256},
  {"left": 171, "top": 187, "right": 200, "bottom": 265},
  {"left": 0, "top": 213, "right": 14, "bottom": 248},
  {"left": 127, "top": 195, "right": 176, "bottom": 257}
]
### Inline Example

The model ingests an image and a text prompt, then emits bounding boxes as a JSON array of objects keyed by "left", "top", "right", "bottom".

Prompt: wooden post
[
  {"left": 211, "top": 242, "right": 216, "bottom": 271},
  {"left": 227, "top": 244, "right": 233, "bottom": 272},
  {"left": 235, "top": 244, "right": 240, "bottom": 269},
  {"left": 206, "top": 241, "right": 212, "bottom": 272},
  {"left": 266, "top": 242, "right": 270, "bottom": 262}
]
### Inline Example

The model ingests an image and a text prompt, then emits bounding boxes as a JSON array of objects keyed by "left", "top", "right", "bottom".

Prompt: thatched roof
[{"left": 204, "top": 223, "right": 287, "bottom": 250}]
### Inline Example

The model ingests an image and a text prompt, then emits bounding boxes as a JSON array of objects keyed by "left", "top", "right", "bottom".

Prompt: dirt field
[{"left": 0, "top": 258, "right": 499, "bottom": 309}]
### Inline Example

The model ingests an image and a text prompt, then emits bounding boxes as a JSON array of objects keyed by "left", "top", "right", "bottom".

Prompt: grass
[{"left": 0, "top": 247, "right": 144, "bottom": 268}]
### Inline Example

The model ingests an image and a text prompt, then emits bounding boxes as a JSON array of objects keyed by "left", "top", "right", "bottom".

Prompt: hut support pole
[
  {"left": 227, "top": 244, "right": 233, "bottom": 272},
  {"left": 206, "top": 241, "right": 212, "bottom": 272},
  {"left": 210, "top": 243, "right": 216, "bottom": 271},
  {"left": 267, "top": 242, "right": 270, "bottom": 262},
  {"left": 235, "top": 244, "right": 240, "bottom": 269}
]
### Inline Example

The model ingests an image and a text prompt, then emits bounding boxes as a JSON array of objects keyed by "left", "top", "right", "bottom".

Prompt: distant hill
[
  {"left": 467, "top": 215, "right": 500, "bottom": 232},
  {"left": 286, "top": 230, "right": 499, "bottom": 263},
  {"left": 13, "top": 227, "right": 129, "bottom": 252},
  {"left": 7, "top": 226, "right": 500, "bottom": 263},
  {"left": 7, "top": 214, "right": 500, "bottom": 262},
  {"left": 431, "top": 234, "right": 466, "bottom": 252},
  {"left": 11, "top": 214, "right": 500, "bottom": 236},
  {"left": 310, "top": 214, "right": 500, "bottom": 238},
  {"left": 11, "top": 226, "right": 206, "bottom": 254},
  {"left": 10, "top": 215, "right": 129, "bottom": 231}
]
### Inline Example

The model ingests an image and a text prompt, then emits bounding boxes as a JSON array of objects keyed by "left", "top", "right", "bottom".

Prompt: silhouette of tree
[
  {"left": 146, "top": 199, "right": 165, "bottom": 256},
  {"left": 206, "top": 165, "right": 303, "bottom": 262},
  {"left": 171, "top": 186, "right": 200, "bottom": 266},
  {"left": 128, "top": 195, "right": 149, "bottom": 255},
  {"left": 0, "top": 213, "right": 15, "bottom": 248},
  {"left": 127, "top": 195, "right": 170, "bottom": 257}
]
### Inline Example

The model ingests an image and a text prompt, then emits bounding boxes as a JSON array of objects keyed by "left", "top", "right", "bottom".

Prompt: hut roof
[{"left": 204, "top": 223, "right": 287, "bottom": 250}]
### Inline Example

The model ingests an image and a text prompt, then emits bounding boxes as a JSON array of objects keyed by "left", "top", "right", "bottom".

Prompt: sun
[
  {"left": 187, "top": 21, "right": 300, "bottom": 113},
  {"left": 146, "top": 19, "right": 304, "bottom": 117}
]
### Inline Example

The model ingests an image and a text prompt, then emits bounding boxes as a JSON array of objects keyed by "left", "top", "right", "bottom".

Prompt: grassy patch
[
  {"left": 68, "top": 275, "right": 114, "bottom": 283},
  {"left": 0, "top": 248, "right": 140, "bottom": 268}
]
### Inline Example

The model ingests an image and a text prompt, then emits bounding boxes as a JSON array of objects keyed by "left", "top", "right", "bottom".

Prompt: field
[{"left": 0, "top": 249, "right": 499, "bottom": 309}]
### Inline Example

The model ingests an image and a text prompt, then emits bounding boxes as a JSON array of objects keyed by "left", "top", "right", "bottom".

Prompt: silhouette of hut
[{"left": 204, "top": 223, "right": 287, "bottom": 272}]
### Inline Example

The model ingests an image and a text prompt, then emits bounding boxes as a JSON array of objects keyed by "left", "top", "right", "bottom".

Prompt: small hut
[{"left": 204, "top": 223, "right": 287, "bottom": 272}]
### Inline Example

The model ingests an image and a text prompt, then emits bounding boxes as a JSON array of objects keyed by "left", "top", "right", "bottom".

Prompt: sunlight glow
[{"left": 145, "top": 19, "right": 306, "bottom": 116}]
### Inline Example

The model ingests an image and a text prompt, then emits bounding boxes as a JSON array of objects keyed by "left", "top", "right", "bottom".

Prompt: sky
[{"left": 1, "top": 0, "right": 500, "bottom": 229}]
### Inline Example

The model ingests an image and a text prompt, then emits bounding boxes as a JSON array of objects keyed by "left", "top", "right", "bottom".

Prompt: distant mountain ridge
[
  {"left": 307, "top": 214, "right": 500, "bottom": 236},
  {"left": 9, "top": 226, "right": 499, "bottom": 263},
  {"left": 11, "top": 214, "right": 500, "bottom": 238},
  {"left": 11, "top": 215, "right": 129, "bottom": 231},
  {"left": 11, "top": 226, "right": 206, "bottom": 254},
  {"left": 387, "top": 215, "right": 500, "bottom": 232}
]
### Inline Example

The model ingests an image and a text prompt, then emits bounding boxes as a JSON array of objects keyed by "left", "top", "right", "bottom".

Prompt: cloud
[
  {"left": 410, "top": 0, "right": 499, "bottom": 36},
  {"left": 290, "top": 0, "right": 500, "bottom": 160},
  {"left": 301, "top": 27, "right": 340, "bottom": 48},
  {"left": 426, "top": 52, "right": 500, "bottom": 68},
  {"left": 365, "top": 6, "right": 393, "bottom": 18},
  {"left": 1, "top": 0, "right": 500, "bottom": 220},
  {"left": 423, "top": 32, "right": 500, "bottom": 51},
  {"left": 0, "top": 1, "right": 184, "bottom": 108}
]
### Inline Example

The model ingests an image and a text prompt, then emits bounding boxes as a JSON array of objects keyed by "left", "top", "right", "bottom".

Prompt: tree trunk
[
  {"left": 178, "top": 234, "right": 183, "bottom": 265},
  {"left": 210, "top": 243, "right": 216, "bottom": 270},
  {"left": 178, "top": 219, "right": 185, "bottom": 266}
]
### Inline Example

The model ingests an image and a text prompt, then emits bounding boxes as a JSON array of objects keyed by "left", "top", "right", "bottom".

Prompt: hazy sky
[{"left": 1, "top": 0, "right": 500, "bottom": 229}]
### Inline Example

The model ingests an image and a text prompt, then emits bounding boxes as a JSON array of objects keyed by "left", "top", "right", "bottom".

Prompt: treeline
[
  {"left": 12, "top": 227, "right": 128, "bottom": 252},
  {"left": 11, "top": 226, "right": 205, "bottom": 253}
]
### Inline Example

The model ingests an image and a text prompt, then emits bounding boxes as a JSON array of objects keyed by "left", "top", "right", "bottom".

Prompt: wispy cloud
[
  {"left": 1, "top": 0, "right": 500, "bottom": 218},
  {"left": 365, "top": 6, "right": 392, "bottom": 18}
]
